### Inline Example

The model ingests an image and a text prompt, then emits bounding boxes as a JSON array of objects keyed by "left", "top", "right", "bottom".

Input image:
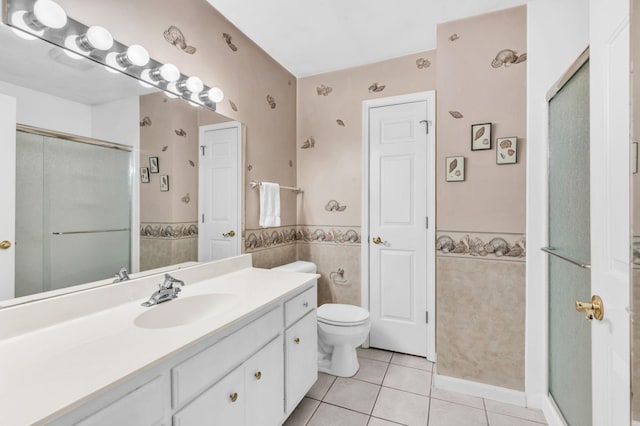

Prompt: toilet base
[{"left": 317, "top": 345, "right": 360, "bottom": 377}]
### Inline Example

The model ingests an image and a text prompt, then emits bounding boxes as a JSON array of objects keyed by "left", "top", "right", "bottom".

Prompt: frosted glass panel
[
  {"left": 548, "top": 61, "right": 591, "bottom": 426},
  {"left": 15, "top": 131, "right": 44, "bottom": 297}
]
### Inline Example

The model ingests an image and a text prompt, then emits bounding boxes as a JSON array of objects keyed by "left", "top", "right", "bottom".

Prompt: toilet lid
[{"left": 317, "top": 304, "right": 370, "bottom": 325}]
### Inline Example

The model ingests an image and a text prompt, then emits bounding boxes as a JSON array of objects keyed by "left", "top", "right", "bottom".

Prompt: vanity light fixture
[
  {"left": 106, "top": 44, "right": 150, "bottom": 71},
  {"left": 165, "top": 82, "right": 180, "bottom": 98},
  {"left": 141, "top": 64, "right": 180, "bottom": 84},
  {"left": 65, "top": 26, "right": 113, "bottom": 53},
  {"left": 199, "top": 87, "right": 224, "bottom": 104}
]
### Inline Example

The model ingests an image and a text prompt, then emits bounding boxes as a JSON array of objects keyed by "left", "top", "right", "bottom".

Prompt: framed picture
[
  {"left": 445, "top": 156, "right": 465, "bottom": 182},
  {"left": 160, "top": 175, "right": 170, "bottom": 192},
  {"left": 140, "top": 167, "right": 150, "bottom": 183},
  {"left": 471, "top": 123, "right": 492, "bottom": 151},
  {"left": 149, "top": 157, "right": 159, "bottom": 173},
  {"left": 496, "top": 137, "right": 517, "bottom": 164}
]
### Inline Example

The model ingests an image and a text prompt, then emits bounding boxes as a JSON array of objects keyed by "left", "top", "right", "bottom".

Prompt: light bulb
[
  {"left": 105, "top": 51, "right": 125, "bottom": 71},
  {"left": 166, "top": 82, "right": 180, "bottom": 97},
  {"left": 32, "top": 0, "right": 67, "bottom": 29},
  {"left": 114, "top": 44, "right": 149, "bottom": 68},
  {"left": 76, "top": 26, "right": 113, "bottom": 51},
  {"left": 206, "top": 87, "right": 224, "bottom": 103},
  {"left": 185, "top": 76, "right": 204, "bottom": 94},
  {"left": 10, "top": 11, "right": 43, "bottom": 38},
  {"left": 142, "top": 64, "right": 180, "bottom": 83}
]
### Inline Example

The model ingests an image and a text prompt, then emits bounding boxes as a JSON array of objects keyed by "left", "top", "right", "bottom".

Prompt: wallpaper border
[
  {"left": 244, "top": 225, "right": 362, "bottom": 252},
  {"left": 436, "top": 231, "right": 526, "bottom": 262},
  {"left": 140, "top": 222, "right": 198, "bottom": 240}
]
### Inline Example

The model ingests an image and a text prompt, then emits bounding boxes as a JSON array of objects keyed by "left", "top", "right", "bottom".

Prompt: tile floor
[{"left": 284, "top": 348, "right": 547, "bottom": 426}]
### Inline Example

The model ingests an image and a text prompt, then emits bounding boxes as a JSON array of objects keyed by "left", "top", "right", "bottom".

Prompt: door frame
[
  {"left": 361, "top": 91, "right": 437, "bottom": 361},
  {"left": 198, "top": 121, "right": 244, "bottom": 261}
]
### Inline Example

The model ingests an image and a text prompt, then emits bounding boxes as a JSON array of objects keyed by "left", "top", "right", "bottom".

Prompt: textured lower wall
[
  {"left": 436, "top": 255, "right": 526, "bottom": 391},
  {"left": 139, "top": 222, "right": 198, "bottom": 271},
  {"left": 250, "top": 244, "right": 297, "bottom": 269},
  {"left": 634, "top": 268, "right": 640, "bottom": 421}
]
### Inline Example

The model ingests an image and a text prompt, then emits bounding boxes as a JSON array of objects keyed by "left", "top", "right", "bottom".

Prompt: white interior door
[
  {"left": 367, "top": 95, "right": 435, "bottom": 357},
  {"left": 0, "top": 94, "right": 16, "bottom": 300},
  {"left": 198, "top": 122, "right": 242, "bottom": 262},
  {"left": 589, "top": 0, "right": 630, "bottom": 423}
]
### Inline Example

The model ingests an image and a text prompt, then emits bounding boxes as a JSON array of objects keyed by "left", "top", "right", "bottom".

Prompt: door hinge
[
  {"left": 426, "top": 216, "right": 429, "bottom": 229},
  {"left": 200, "top": 145, "right": 206, "bottom": 156},
  {"left": 426, "top": 311, "right": 429, "bottom": 323},
  {"left": 420, "top": 120, "right": 430, "bottom": 134},
  {"left": 201, "top": 214, "right": 205, "bottom": 223}
]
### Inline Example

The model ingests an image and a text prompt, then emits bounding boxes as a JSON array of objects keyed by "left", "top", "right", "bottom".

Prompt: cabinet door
[
  {"left": 285, "top": 311, "right": 318, "bottom": 414},
  {"left": 173, "top": 367, "right": 245, "bottom": 426},
  {"left": 245, "top": 335, "right": 285, "bottom": 426}
]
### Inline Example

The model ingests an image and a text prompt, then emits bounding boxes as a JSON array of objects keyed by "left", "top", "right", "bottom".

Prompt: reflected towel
[{"left": 259, "top": 182, "right": 281, "bottom": 228}]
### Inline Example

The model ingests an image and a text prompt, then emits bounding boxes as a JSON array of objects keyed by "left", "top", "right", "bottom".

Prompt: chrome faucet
[
  {"left": 113, "top": 267, "right": 130, "bottom": 283},
  {"left": 141, "top": 273, "right": 185, "bottom": 307}
]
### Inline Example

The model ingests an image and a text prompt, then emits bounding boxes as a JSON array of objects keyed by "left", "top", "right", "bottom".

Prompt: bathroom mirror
[
  {"left": 0, "top": 21, "right": 238, "bottom": 306},
  {"left": 632, "top": 0, "right": 639, "bottom": 422}
]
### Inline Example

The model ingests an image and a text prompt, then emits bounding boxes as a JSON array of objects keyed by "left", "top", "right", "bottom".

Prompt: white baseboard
[
  {"left": 633, "top": 421, "right": 640, "bottom": 426},
  {"left": 433, "top": 374, "right": 526, "bottom": 407},
  {"left": 541, "top": 394, "right": 567, "bottom": 426}
]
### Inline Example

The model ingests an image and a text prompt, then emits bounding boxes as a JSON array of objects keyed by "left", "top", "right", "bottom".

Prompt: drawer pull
[
  {"left": 294, "top": 337, "right": 301, "bottom": 344},
  {"left": 303, "top": 301, "right": 309, "bottom": 308},
  {"left": 254, "top": 371, "right": 262, "bottom": 380},
  {"left": 230, "top": 392, "right": 238, "bottom": 402}
]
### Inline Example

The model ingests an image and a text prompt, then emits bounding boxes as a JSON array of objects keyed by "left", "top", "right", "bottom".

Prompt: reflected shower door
[{"left": 547, "top": 61, "right": 591, "bottom": 425}]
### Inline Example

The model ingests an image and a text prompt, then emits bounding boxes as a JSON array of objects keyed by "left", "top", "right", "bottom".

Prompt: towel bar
[{"left": 250, "top": 180, "right": 303, "bottom": 193}]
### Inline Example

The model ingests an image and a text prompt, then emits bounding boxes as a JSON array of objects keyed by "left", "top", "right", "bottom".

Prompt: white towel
[{"left": 259, "top": 182, "right": 281, "bottom": 228}]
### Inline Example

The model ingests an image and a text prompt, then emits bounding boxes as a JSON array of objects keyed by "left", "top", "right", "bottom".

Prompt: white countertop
[{"left": 0, "top": 261, "right": 317, "bottom": 426}]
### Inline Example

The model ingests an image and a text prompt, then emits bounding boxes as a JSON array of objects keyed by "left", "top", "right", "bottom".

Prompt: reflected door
[{"left": 547, "top": 60, "right": 592, "bottom": 426}]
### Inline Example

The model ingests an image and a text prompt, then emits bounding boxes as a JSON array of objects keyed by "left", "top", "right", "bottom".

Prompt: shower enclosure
[{"left": 15, "top": 128, "right": 132, "bottom": 297}]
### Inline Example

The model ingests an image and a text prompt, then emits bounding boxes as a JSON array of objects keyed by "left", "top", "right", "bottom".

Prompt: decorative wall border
[
  {"left": 436, "top": 231, "right": 526, "bottom": 261},
  {"left": 140, "top": 222, "right": 198, "bottom": 239},
  {"left": 243, "top": 225, "right": 362, "bottom": 252}
]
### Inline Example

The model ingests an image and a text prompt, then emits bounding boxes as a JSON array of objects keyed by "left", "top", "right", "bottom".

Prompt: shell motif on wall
[
  {"left": 316, "top": 85, "right": 333, "bottom": 96},
  {"left": 266, "top": 94, "right": 276, "bottom": 109},
  {"left": 222, "top": 33, "right": 238, "bottom": 52},
  {"left": 140, "top": 116, "right": 152, "bottom": 127},
  {"left": 491, "top": 49, "right": 527, "bottom": 68},
  {"left": 163, "top": 26, "right": 196, "bottom": 54},
  {"left": 229, "top": 99, "right": 238, "bottom": 112},
  {"left": 368, "top": 82, "right": 386, "bottom": 93},
  {"left": 325, "top": 200, "right": 347, "bottom": 212},
  {"left": 416, "top": 58, "right": 431, "bottom": 69}
]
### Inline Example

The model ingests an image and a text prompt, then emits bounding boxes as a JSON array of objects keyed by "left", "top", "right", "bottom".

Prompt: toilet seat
[{"left": 317, "top": 304, "right": 369, "bottom": 326}]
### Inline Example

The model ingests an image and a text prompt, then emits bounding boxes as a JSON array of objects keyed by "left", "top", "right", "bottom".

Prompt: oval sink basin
[{"left": 135, "top": 293, "right": 240, "bottom": 329}]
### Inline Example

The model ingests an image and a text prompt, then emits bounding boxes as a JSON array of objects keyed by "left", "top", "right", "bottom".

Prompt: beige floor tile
[
  {"left": 323, "top": 377, "right": 380, "bottom": 414},
  {"left": 430, "top": 388, "right": 484, "bottom": 409},
  {"left": 368, "top": 417, "right": 405, "bottom": 425},
  {"left": 383, "top": 364, "right": 432, "bottom": 396},
  {"left": 428, "top": 398, "right": 487, "bottom": 426},
  {"left": 358, "top": 347, "right": 394, "bottom": 362},
  {"left": 307, "top": 403, "right": 370, "bottom": 426},
  {"left": 484, "top": 400, "right": 546, "bottom": 423},
  {"left": 391, "top": 353, "right": 434, "bottom": 371},
  {"left": 487, "top": 412, "right": 547, "bottom": 425},
  {"left": 372, "top": 386, "right": 429, "bottom": 426},
  {"left": 307, "top": 372, "right": 336, "bottom": 400},
  {"left": 284, "top": 397, "right": 321, "bottom": 426},
  {"left": 353, "top": 358, "right": 389, "bottom": 384}
]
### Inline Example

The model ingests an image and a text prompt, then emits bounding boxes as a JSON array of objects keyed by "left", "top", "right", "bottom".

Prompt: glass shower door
[{"left": 547, "top": 60, "right": 592, "bottom": 425}]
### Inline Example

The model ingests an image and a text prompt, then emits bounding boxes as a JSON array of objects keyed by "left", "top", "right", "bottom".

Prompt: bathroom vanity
[{"left": 0, "top": 255, "right": 318, "bottom": 426}]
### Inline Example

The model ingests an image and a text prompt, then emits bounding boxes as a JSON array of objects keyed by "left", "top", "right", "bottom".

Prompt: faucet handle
[{"left": 161, "top": 273, "right": 185, "bottom": 290}]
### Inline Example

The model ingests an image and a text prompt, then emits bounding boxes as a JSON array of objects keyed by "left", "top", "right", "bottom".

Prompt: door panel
[
  {"left": 0, "top": 94, "right": 16, "bottom": 300},
  {"left": 369, "top": 100, "right": 429, "bottom": 356},
  {"left": 199, "top": 124, "right": 240, "bottom": 262}
]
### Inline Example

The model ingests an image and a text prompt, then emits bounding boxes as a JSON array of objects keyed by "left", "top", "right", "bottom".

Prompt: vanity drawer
[
  {"left": 172, "top": 306, "right": 282, "bottom": 408},
  {"left": 76, "top": 374, "right": 169, "bottom": 426},
  {"left": 284, "top": 285, "right": 316, "bottom": 328}
]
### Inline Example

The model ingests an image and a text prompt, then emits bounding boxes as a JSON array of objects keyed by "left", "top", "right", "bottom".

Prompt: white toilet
[{"left": 273, "top": 261, "right": 371, "bottom": 377}]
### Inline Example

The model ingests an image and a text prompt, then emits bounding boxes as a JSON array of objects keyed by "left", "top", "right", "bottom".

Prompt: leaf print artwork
[
  {"left": 474, "top": 127, "right": 485, "bottom": 141},
  {"left": 449, "top": 111, "right": 463, "bottom": 119},
  {"left": 449, "top": 159, "right": 458, "bottom": 173},
  {"left": 496, "top": 137, "right": 517, "bottom": 164},
  {"left": 336, "top": 119, "right": 345, "bottom": 127},
  {"left": 471, "top": 123, "right": 492, "bottom": 150},
  {"left": 229, "top": 99, "right": 238, "bottom": 112},
  {"left": 446, "top": 156, "right": 464, "bottom": 182}
]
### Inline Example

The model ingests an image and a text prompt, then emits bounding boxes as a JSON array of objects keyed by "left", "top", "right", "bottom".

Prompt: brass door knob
[
  {"left": 575, "top": 295, "right": 604, "bottom": 321},
  {"left": 254, "top": 371, "right": 262, "bottom": 380},
  {"left": 0, "top": 240, "right": 11, "bottom": 250},
  {"left": 294, "top": 337, "right": 301, "bottom": 344},
  {"left": 372, "top": 236, "right": 382, "bottom": 245},
  {"left": 223, "top": 230, "right": 236, "bottom": 238},
  {"left": 230, "top": 392, "right": 238, "bottom": 402}
]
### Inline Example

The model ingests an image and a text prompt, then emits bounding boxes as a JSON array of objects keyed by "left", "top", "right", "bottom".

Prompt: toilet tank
[{"left": 272, "top": 261, "right": 317, "bottom": 273}]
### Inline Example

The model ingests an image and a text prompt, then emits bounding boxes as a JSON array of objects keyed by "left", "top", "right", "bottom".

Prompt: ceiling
[{"left": 206, "top": 0, "right": 527, "bottom": 77}]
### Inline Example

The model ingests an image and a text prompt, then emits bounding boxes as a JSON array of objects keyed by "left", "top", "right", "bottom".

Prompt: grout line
[
  {"left": 320, "top": 375, "right": 337, "bottom": 401},
  {"left": 304, "top": 398, "right": 323, "bottom": 426},
  {"left": 320, "top": 400, "right": 379, "bottom": 417},
  {"left": 483, "top": 398, "right": 490, "bottom": 426}
]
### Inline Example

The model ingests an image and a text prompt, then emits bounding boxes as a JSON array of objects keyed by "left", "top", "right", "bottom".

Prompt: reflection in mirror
[
  {"left": 0, "top": 21, "right": 236, "bottom": 305},
  {"left": 633, "top": 0, "right": 639, "bottom": 422}
]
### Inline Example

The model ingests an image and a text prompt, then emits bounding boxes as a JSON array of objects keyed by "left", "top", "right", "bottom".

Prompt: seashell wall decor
[
  {"left": 301, "top": 137, "right": 315, "bottom": 149},
  {"left": 336, "top": 119, "right": 345, "bottom": 127},
  {"left": 162, "top": 146, "right": 168, "bottom": 152},
  {"left": 325, "top": 200, "right": 347, "bottom": 212},
  {"left": 163, "top": 26, "right": 196, "bottom": 54},
  {"left": 140, "top": 116, "right": 152, "bottom": 127},
  {"left": 436, "top": 234, "right": 526, "bottom": 259},
  {"left": 316, "top": 85, "right": 333, "bottom": 96},
  {"left": 368, "top": 82, "right": 386, "bottom": 93},
  {"left": 188, "top": 160, "right": 195, "bottom": 167},
  {"left": 229, "top": 99, "right": 238, "bottom": 112},
  {"left": 175, "top": 129, "right": 187, "bottom": 137},
  {"left": 222, "top": 33, "right": 238, "bottom": 51},
  {"left": 491, "top": 49, "right": 527, "bottom": 68},
  {"left": 449, "top": 111, "right": 464, "bottom": 119},
  {"left": 416, "top": 58, "right": 431, "bottom": 69},
  {"left": 266, "top": 94, "right": 276, "bottom": 109},
  {"left": 449, "top": 33, "right": 460, "bottom": 42},
  {"left": 181, "top": 193, "right": 191, "bottom": 204},
  {"left": 247, "top": 165, "right": 253, "bottom": 171}
]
